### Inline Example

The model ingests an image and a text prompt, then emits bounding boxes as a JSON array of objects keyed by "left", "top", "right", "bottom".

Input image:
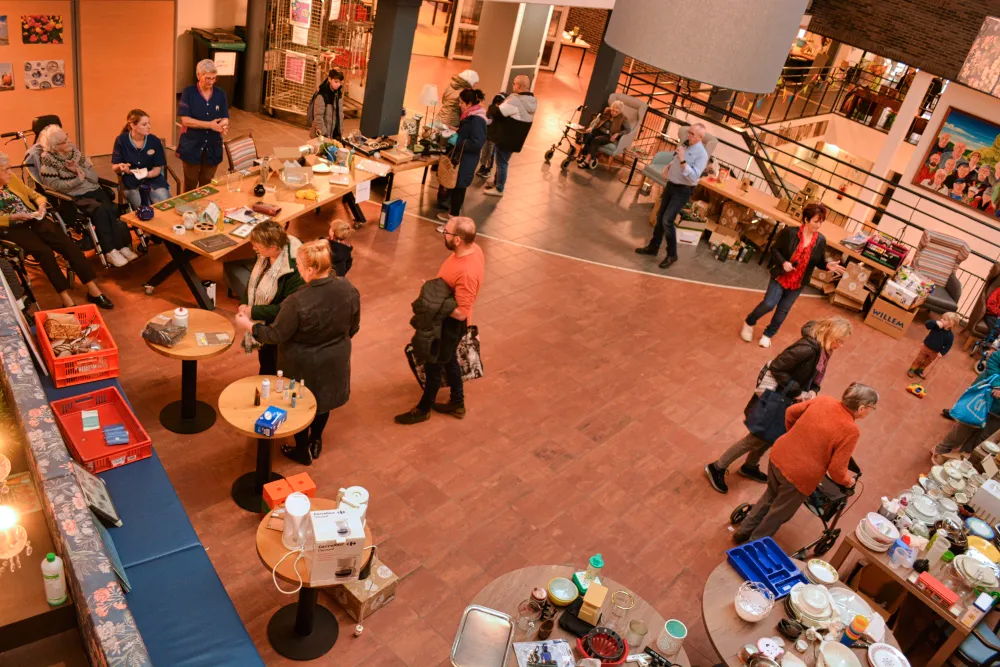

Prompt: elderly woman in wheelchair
[
  {"left": 574, "top": 100, "right": 631, "bottom": 170},
  {"left": 37, "top": 125, "right": 137, "bottom": 268},
  {"left": 0, "top": 152, "right": 113, "bottom": 309}
]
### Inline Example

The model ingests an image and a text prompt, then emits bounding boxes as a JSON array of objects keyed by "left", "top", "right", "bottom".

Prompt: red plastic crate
[
  {"left": 34, "top": 305, "right": 119, "bottom": 388},
  {"left": 50, "top": 387, "right": 151, "bottom": 473}
]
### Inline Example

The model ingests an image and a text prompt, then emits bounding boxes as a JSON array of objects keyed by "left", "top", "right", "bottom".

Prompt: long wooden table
[
  {"left": 829, "top": 532, "right": 968, "bottom": 667},
  {"left": 121, "top": 161, "right": 378, "bottom": 310},
  {"left": 697, "top": 178, "right": 896, "bottom": 277}
]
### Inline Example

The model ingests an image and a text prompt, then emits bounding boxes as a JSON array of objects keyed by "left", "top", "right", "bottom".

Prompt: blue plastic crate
[{"left": 726, "top": 536, "right": 807, "bottom": 599}]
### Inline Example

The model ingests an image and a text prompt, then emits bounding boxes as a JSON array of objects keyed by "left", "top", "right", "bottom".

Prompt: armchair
[
  {"left": 923, "top": 272, "right": 962, "bottom": 315},
  {"left": 638, "top": 125, "right": 720, "bottom": 191},
  {"left": 596, "top": 93, "right": 647, "bottom": 165}
]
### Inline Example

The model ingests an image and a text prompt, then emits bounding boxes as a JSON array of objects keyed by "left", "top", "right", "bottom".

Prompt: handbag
[
  {"left": 754, "top": 361, "right": 778, "bottom": 397},
  {"left": 437, "top": 142, "right": 464, "bottom": 190},
  {"left": 950, "top": 374, "right": 1000, "bottom": 428},
  {"left": 746, "top": 368, "right": 817, "bottom": 444},
  {"left": 405, "top": 325, "right": 483, "bottom": 388}
]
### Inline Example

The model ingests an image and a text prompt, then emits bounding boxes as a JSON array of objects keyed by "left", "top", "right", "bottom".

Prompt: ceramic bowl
[
  {"left": 817, "top": 640, "right": 863, "bottom": 667},
  {"left": 546, "top": 577, "right": 578, "bottom": 606},
  {"left": 791, "top": 583, "right": 833, "bottom": 618},
  {"left": 806, "top": 559, "right": 839, "bottom": 586}
]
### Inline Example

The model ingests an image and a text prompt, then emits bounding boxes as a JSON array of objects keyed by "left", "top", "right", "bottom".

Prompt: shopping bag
[
  {"left": 745, "top": 388, "right": 794, "bottom": 444},
  {"left": 437, "top": 143, "right": 464, "bottom": 190},
  {"left": 405, "top": 325, "right": 483, "bottom": 388},
  {"left": 754, "top": 361, "right": 778, "bottom": 397},
  {"left": 950, "top": 374, "right": 1000, "bottom": 428}
]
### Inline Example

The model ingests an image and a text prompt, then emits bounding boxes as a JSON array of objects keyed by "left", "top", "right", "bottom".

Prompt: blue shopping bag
[{"left": 950, "top": 374, "right": 1000, "bottom": 428}]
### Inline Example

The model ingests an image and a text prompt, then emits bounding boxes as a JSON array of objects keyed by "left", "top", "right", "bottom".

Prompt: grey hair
[
  {"left": 842, "top": 382, "right": 879, "bottom": 412},
  {"left": 38, "top": 125, "right": 67, "bottom": 152},
  {"left": 0, "top": 153, "right": 8, "bottom": 167},
  {"left": 196, "top": 59, "right": 217, "bottom": 76},
  {"left": 610, "top": 100, "right": 625, "bottom": 111}
]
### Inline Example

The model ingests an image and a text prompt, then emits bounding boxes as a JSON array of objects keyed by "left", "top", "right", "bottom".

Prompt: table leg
[
  {"left": 431, "top": 1, "right": 438, "bottom": 25},
  {"left": 162, "top": 242, "right": 215, "bottom": 310},
  {"left": 421, "top": 166, "right": 429, "bottom": 185},
  {"left": 626, "top": 157, "right": 639, "bottom": 185},
  {"left": 267, "top": 587, "right": 339, "bottom": 660},
  {"left": 231, "top": 438, "right": 283, "bottom": 512},
  {"left": 554, "top": 46, "right": 562, "bottom": 72},
  {"left": 142, "top": 257, "right": 180, "bottom": 290},
  {"left": 385, "top": 172, "right": 395, "bottom": 201},
  {"left": 927, "top": 626, "right": 964, "bottom": 667},
  {"left": 828, "top": 539, "right": 854, "bottom": 571},
  {"left": 343, "top": 192, "right": 367, "bottom": 224},
  {"left": 577, "top": 48, "right": 586, "bottom": 76},
  {"left": 159, "top": 359, "right": 217, "bottom": 434}
]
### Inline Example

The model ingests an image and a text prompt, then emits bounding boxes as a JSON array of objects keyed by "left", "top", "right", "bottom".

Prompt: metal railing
[
  {"left": 620, "top": 90, "right": 998, "bottom": 317},
  {"left": 619, "top": 60, "right": 941, "bottom": 144}
]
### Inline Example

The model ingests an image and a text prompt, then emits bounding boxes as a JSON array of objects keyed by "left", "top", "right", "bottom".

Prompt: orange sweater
[
  {"left": 438, "top": 244, "right": 485, "bottom": 322},
  {"left": 770, "top": 396, "right": 858, "bottom": 495}
]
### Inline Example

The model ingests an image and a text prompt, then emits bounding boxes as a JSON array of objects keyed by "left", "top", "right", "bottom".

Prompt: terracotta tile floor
[{"left": 23, "top": 55, "right": 971, "bottom": 665}]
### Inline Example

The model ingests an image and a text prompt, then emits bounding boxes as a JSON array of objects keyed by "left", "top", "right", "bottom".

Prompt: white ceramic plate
[
  {"left": 855, "top": 524, "right": 891, "bottom": 552},
  {"left": 311, "top": 163, "right": 331, "bottom": 173},
  {"left": 829, "top": 587, "right": 874, "bottom": 627},
  {"left": 867, "top": 642, "right": 909, "bottom": 667},
  {"left": 807, "top": 559, "right": 839, "bottom": 585}
]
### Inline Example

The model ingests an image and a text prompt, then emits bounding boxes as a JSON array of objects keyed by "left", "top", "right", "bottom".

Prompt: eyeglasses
[{"left": 436, "top": 228, "right": 458, "bottom": 238}]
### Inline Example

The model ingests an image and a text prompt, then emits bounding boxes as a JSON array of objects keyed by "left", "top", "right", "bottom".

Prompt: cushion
[
  {"left": 99, "top": 449, "right": 201, "bottom": 568},
  {"left": 915, "top": 230, "right": 970, "bottom": 287},
  {"left": 38, "top": 375, "right": 125, "bottom": 405},
  {"left": 125, "top": 546, "right": 264, "bottom": 667},
  {"left": 958, "top": 624, "right": 1000, "bottom": 665},
  {"left": 226, "top": 136, "right": 257, "bottom": 172}
]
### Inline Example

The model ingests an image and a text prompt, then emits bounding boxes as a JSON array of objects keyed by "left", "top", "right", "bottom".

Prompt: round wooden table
[
  {"left": 256, "top": 497, "right": 373, "bottom": 660},
  {"left": 471, "top": 565, "right": 690, "bottom": 666},
  {"left": 702, "top": 558, "right": 901, "bottom": 666},
  {"left": 218, "top": 375, "right": 316, "bottom": 512},
  {"left": 143, "top": 309, "right": 234, "bottom": 434}
]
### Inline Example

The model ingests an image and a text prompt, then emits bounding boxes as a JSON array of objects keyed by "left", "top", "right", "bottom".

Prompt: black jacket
[
  {"left": 745, "top": 323, "right": 823, "bottom": 418},
  {"left": 454, "top": 113, "right": 487, "bottom": 189},
  {"left": 769, "top": 226, "right": 828, "bottom": 287},
  {"left": 486, "top": 92, "right": 536, "bottom": 153},
  {"left": 410, "top": 278, "right": 458, "bottom": 364},
  {"left": 328, "top": 239, "right": 353, "bottom": 277}
]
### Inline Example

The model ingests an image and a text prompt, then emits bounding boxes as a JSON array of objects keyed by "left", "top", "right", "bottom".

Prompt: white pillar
[{"left": 848, "top": 70, "right": 934, "bottom": 223}]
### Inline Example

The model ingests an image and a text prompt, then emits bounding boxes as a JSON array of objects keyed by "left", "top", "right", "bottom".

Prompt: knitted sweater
[
  {"left": 39, "top": 147, "right": 100, "bottom": 198},
  {"left": 769, "top": 396, "right": 858, "bottom": 495}
]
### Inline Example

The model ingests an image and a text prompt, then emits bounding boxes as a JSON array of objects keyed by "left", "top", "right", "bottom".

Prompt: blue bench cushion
[
  {"left": 99, "top": 449, "right": 201, "bottom": 568},
  {"left": 38, "top": 375, "right": 125, "bottom": 404},
  {"left": 125, "top": 546, "right": 264, "bottom": 667}
]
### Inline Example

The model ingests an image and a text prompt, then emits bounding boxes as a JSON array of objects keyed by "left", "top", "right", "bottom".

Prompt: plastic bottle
[
  {"left": 889, "top": 535, "right": 913, "bottom": 569},
  {"left": 925, "top": 534, "right": 951, "bottom": 567},
  {"left": 585, "top": 554, "right": 604, "bottom": 583},
  {"left": 261, "top": 378, "right": 271, "bottom": 399},
  {"left": 41, "top": 553, "right": 67, "bottom": 606},
  {"left": 276, "top": 371, "right": 284, "bottom": 393}
]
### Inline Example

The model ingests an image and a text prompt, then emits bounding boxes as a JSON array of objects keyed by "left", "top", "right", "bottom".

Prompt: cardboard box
[
  {"left": 254, "top": 406, "right": 288, "bottom": 437},
  {"left": 811, "top": 268, "right": 838, "bottom": 283},
  {"left": 823, "top": 282, "right": 837, "bottom": 295},
  {"left": 330, "top": 556, "right": 399, "bottom": 622},
  {"left": 802, "top": 182, "right": 819, "bottom": 197},
  {"left": 709, "top": 229, "right": 740, "bottom": 248},
  {"left": 792, "top": 192, "right": 807, "bottom": 206},
  {"left": 836, "top": 262, "right": 873, "bottom": 301},
  {"left": 777, "top": 198, "right": 791, "bottom": 212},
  {"left": 881, "top": 280, "right": 921, "bottom": 309},
  {"left": 831, "top": 292, "right": 865, "bottom": 311},
  {"left": 286, "top": 472, "right": 316, "bottom": 498},
  {"left": 677, "top": 229, "right": 702, "bottom": 246},
  {"left": 263, "top": 479, "right": 294, "bottom": 509},
  {"left": 865, "top": 297, "right": 917, "bottom": 339}
]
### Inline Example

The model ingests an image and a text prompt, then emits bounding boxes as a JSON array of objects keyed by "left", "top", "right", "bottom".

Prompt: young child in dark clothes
[
  {"left": 908, "top": 312, "right": 960, "bottom": 378},
  {"left": 327, "top": 219, "right": 353, "bottom": 277}
]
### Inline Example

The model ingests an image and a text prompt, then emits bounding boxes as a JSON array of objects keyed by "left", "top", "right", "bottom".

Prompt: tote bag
[
  {"left": 437, "top": 143, "right": 464, "bottom": 190},
  {"left": 950, "top": 374, "right": 1000, "bottom": 428},
  {"left": 405, "top": 325, "right": 483, "bottom": 388},
  {"left": 746, "top": 367, "right": 817, "bottom": 444}
]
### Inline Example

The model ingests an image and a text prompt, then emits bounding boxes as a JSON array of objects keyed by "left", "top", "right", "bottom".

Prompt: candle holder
[{"left": 0, "top": 506, "right": 27, "bottom": 560}]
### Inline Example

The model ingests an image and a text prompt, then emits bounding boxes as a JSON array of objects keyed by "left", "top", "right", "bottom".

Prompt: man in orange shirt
[
  {"left": 733, "top": 383, "right": 878, "bottom": 544},
  {"left": 396, "top": 217, "right": 485, "bottom": 425}
]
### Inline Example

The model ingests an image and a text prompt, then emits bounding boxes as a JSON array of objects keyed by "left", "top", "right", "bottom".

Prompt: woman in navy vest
[
  {"left": 111, "top": 109, "right": 171, "bottom": 209},
  {"left": 177, "top": 59, "right": 229, "bottom": 192}
]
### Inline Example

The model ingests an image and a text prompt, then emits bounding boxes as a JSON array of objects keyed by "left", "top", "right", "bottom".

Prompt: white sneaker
[
  {"left": 436, "top": 212, "right": 452, "bottom": 223},
  {"left": 484, "top": 187, "right": 503, "bottom": 197},
  {"left": 759, "top": 335, "right": 772, "bottom": 349},
  {"left": 105, "top": 250, "right": 128, "bottom": 268},
  {"left": 740, "top": 323, "right": 754, "bottom": 342},
  {"left": 119, "top": 247, "right": 139, "bottom": 262}
]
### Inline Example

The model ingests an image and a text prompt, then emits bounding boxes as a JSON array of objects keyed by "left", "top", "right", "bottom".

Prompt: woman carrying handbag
[
  {"left": 438, "top": 88, "right": 487, "bottom": 223},
  {"left": 704, "top": 316, "right": 852, "bottom": 494}
]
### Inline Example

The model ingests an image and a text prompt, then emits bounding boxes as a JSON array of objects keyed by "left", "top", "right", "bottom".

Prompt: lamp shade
[
  {"left": 604, "top": 0, "right": 809, "bottom": 94},
  {"left": 419, "top": 84, "right": 440, "bottom": 106},
  {"left": 958, "top": 17, "right": 1000, "bottom": 98}
]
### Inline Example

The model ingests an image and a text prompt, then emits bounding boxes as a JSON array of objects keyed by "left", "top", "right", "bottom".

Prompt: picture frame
[
  {"left": 913, "top": 107, "right": 1000, "bottom": 219},
  {"left": 71, "top": 461, "right": 121, "bottom": 527}
]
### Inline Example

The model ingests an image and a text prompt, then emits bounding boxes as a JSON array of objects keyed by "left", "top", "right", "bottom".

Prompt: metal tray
[{"left": 451, "top": 605, "right": 514, "bottom": 667}]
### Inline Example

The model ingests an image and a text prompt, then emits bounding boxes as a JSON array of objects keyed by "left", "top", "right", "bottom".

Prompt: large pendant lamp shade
[{"left": 604, "top": 0, "right": 809, "bottom": 94}]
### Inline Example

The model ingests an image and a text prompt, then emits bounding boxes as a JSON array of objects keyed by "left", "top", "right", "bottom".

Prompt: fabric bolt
[
  {"left": 0, "top": 219, "right": 97, "bottom": 292},
  {"left": 734, "top": 463, "right": 808, "bottom": 541},
  {"left": 768, "top": 396, "right": 858, "bottom": 495},
  {"left": 438, "top": 243, "right": 485, "bottom": 321},
  {"left": 176, "top": 84, "right": 229, "bottom": 166},
  {"left": 111, "top": 133, "right": 169, "bottom": 191}
]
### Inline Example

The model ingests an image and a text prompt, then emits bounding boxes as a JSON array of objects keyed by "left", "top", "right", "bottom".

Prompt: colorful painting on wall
[
  {"left": 24, "top": 60, "right": 65, "bottom": 90},
  {"left": 20, "top": 15, "right": 63, "bottom": 45},
  {"left": 913, "top": 107, "right": 1000, "bottom": 218},
  {"left": 0, "top": 16, "right": 9, "bottom": 46},
  {"left": 0, "top": 64, "right": 12, "bottom": 91}
]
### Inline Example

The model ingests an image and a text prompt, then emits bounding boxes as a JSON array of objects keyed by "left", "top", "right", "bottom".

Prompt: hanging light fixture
[
  {"left": 604, "top": 0, "right": 809, "bottom": 94},
  {"left": 958, "top": 17, "right": 1000, "bottom": 98}
]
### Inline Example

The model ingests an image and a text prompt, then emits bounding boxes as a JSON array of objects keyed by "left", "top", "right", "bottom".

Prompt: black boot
[
  {"left": 280, "top": 443, "right": 312, "bottom": 466},
  {"left": 310, "top": 438, "right": 323, "bottom": 460}
]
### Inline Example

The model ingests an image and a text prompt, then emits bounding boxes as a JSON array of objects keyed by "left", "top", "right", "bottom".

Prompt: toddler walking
[
  {"left": 908, "top": 312, "right": 960, "bottom": 379},
  {"left": 327, "top": 219, "right": 354, "bottom": 277}
]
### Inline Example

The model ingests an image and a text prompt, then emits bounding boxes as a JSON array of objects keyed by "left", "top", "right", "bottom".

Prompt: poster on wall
[
  {"left": 20, "top": 15, "right": 64, "bottom": 44},
  {"left": 0, "top": 16, "right": 8, "bottom": 46},
  {"left": 284, "top": 53, "right": 306, "bottom": 84},
  {"left": 0, "top": 64, "right": 12, "bottom": 91},
  {"left": 290, "top": 0, "right": 312, "bottom": 28},
  {"left": 24, "top": 60, "right": 65, "bottom": 90},
  {"left": 213, "top": 51, "right": 236, "bottom": 77},
  {"left": 913, "top": 108, "right": 1000, "bottom": 218}
]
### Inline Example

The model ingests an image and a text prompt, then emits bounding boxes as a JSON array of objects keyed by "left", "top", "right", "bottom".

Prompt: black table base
[
  {"left": 160, "top": 359, "right": 216, "bottom": 434},
  {"left": 267, "top": 588, "right": 339, "bottom": 661},
  {"left": 143, "top": 242, "right": 215, "bottom": 311},
  {"left": 231, "top": 437, "right": 282, "bottom": 512}
]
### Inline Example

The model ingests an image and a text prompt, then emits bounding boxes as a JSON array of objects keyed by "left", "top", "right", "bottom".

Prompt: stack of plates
[
  {"left": 904, "top": 493, "right": 940, "bottom": 527},
  {"left": 966, "top": 517, "right": 997, "bottom": 541},
  {"left": 789, "top": 583, "right": 834, "bottom": 628},
  {"left": 931, "top": 465, "right": 966, "bottom": 496},
  {"left": 867, "top": 643, "right": 910, "bottom": 667},
  {"left": 945, "top": 459, "right": 977, "bottom": 479},
  {"left": 955, "top": 554, "right": 1000, "bottom": 589},
  {"left": 967, "top": 536, "right": 1000, "bottom": 564},
  {"left": 855, "top": 513, "right": 898, "bottom": 552},
  {"left": 805, "top": 559, "right": 839, "bottom": 586}
]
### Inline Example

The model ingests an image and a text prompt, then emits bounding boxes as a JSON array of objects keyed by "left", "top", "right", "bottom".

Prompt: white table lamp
[{"left": 419, "top": 84, "right": 440, "bottom": 131}]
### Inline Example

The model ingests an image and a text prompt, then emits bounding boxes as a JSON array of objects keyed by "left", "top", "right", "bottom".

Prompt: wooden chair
[{"left": 224, "top": 131, "right": 258, "bottom": 172}]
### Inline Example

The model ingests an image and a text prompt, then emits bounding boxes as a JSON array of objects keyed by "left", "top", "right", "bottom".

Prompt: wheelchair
[{"left": 0, "top": 240, "right": 38, "bottom": 313}]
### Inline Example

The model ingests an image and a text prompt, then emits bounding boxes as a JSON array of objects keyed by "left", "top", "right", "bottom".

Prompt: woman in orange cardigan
[{"left": 733, "top": 382, "right": 878, "bottom": 544}]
